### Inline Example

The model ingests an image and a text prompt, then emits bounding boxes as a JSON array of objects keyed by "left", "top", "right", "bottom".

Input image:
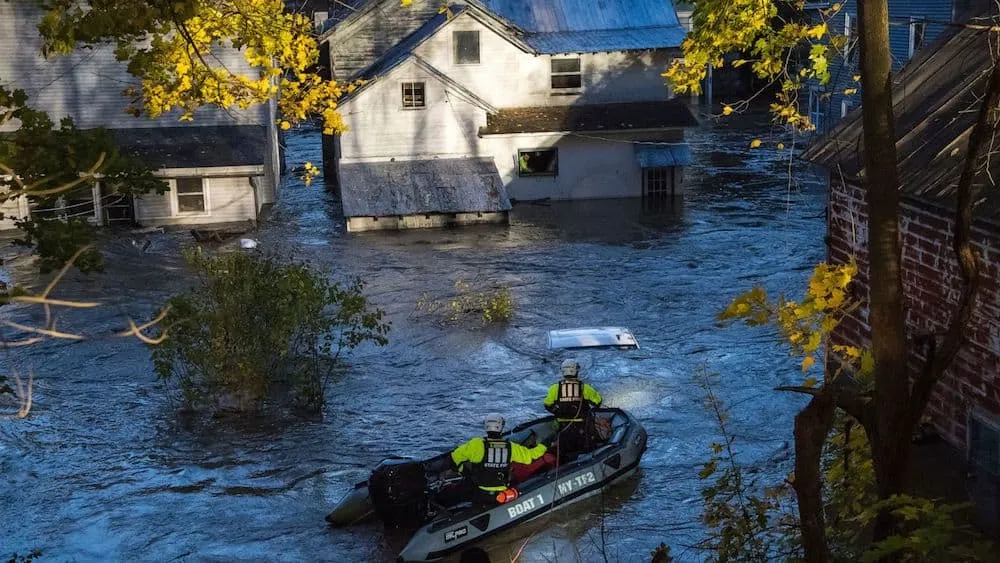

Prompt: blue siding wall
[{"left": 809, "top": 0, "right": 954, "bottom": 135}]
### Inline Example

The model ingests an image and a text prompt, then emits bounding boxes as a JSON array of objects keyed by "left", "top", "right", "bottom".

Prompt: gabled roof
[
  {"left": 478, "top": 100, "right": 699, "bottom": 135},
  {"left": 337, "top": 46, "right": 497, "bottom": 114},
  {"left": 800, "top": 20, "right": 1000, "bottom": 219},
  {"left": 339, "top": 157, "right": 510, "bottom": 217}
]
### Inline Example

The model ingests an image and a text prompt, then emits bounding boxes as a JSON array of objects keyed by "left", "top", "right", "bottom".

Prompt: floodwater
[{"left": 1, "top": 111, "right": 827, "bottom": 562}]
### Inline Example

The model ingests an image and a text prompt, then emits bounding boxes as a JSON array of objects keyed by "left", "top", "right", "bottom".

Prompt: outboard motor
[{"left": 368, "top": 457, "right": 429, "bottom": 528}]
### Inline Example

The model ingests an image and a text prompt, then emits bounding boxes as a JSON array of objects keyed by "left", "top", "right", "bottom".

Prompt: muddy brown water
[{"left": 1, "top": 112, "right": 827, "bottom": 562}]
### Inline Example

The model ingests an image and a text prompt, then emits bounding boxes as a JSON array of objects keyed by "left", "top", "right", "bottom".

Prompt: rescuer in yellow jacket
[
  {"left": 450, "top": 413, "right": 548, "bottom": 495},
  {"left": 544, "top": 359, "right": 603, "bottom": 461},
  {"left": 544, "top": 359, "right": 603, "bottom": 422}
]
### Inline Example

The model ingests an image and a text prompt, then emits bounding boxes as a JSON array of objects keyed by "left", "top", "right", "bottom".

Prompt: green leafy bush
[
  {"left": 415, "top": 278, "right": 515, "bottom": 326},
  {"left": 149, "top": 248, "right": 389, "bottom": 413}
]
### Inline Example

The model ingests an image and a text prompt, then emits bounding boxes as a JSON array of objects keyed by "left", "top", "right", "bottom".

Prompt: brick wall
[{"left": 827, "top": 179, "right": 1000, "bottom": 448}]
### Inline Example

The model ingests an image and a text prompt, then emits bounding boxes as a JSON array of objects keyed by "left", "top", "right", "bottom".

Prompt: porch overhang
[{"left": 634, "top": 144, "right": 693, "bottom": 168}]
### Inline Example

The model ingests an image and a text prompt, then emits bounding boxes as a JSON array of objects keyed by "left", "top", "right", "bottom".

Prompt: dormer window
[{"left": 550, "top": 58, "right": 582, "bottom": 91}]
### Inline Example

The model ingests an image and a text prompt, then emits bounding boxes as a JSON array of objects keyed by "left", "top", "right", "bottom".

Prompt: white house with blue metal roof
[
  {"left": 0, "top": 2, "right": 282, "bottom": 232},
  {"left": 319, "top": 0, "right": 698, "bottom": 232}
]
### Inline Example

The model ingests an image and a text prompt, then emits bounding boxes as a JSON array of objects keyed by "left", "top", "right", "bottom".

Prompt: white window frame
[
  {"left": 171, "top": 177, "right": 210, "bottom": 217},
  {"left": 550, "top": 57, "right": 583, "bottom": 93},
  {"left": 844, "top": 13, "right": 857, "bottom": 66},
  {"left": 967, "top": 409, "right": 1000, "bottom": 475},
  {"left": 908, "top": 17, "right": 926, "bottom": 59},
  {"left": 452, "top": 30, "right": 481, "bottom": 66},
  {"left": 808, "top": 87, "right": 825, "bottom": 132},
  {"left": 401, "top": 81, "right": 426, "bottom": 109},
  {"left": 841, "top": 99, "right": 851, "bottom": 118}
]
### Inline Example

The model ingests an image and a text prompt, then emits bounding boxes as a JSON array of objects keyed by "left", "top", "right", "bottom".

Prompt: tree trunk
[
  {"left": 856, "top": 0, "right": 909, "bottom": 543},
  {"left": 793, "top": 393, "right": 836, "bottom": 562}
]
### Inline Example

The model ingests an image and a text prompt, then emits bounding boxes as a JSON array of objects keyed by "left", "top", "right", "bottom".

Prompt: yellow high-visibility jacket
[
  {"left": 544, "top": 380, "right": 603, "bottom": 422},
  {"left": 450, "top": 437, "right": 547, "bottom": 491}
]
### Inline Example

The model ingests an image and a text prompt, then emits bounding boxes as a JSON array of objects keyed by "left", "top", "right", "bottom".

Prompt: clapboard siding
[
  {"left": 812, "top": 0, "right": 955, "bottom": 134},
  {"left": 0, "top": 2, "right": 268, "bottom": 130},
  {"left": 411, "top": 12, "right": 674, "bottom": 108},
  {"left": 134, "top": 176, "right": 256, "bottom": 226},
  {"left": 326, "top": 0, "right": 444, "bottom": 80},
  {"left": 339, "top": 58, "right": 488, "bottom": 159}
]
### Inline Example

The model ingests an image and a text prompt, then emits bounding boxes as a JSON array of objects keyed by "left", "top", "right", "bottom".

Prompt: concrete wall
[
  {"left": 827, "top": 178, "right": 1000, "bottom": 450},
  {"left": 411, "top": 12, "right": 676, "bottom": 109},
  {"left": 134, "top": 172, "right": 259, "bottom": 227}
]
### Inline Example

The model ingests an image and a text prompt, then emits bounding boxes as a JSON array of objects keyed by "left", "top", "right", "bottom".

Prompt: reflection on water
[{"left": 0, "top": 110, "right": 825, "bottom": 562}]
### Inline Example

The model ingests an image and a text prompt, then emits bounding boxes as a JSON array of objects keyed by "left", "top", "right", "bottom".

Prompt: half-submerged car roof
[{"left": 547, "top": 327, "right": 639, "bottom": 350}]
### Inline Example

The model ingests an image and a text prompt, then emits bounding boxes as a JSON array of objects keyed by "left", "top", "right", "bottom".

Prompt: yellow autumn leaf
[
  {"left": 853, "top": 74, "right": 861, "bottom": 82},
  {"left": 801, "top": 356, "right": 816, "bottom": 372},
  {"left": 806, "top": 23, "right": 827, "bottom": 40},
  {"left": 844, "top": 88, "right": 858, "bottom": 95},
  {"left": 777, "top": 142, "right": 785, "bottom": 150},
  {"left": 722, "top": 104, "right": 734, "bottom": 116},
  {"left": 731, "top": 59, "right": 749, "bottom": 68},
  {"left": 749, "top": 139, "right": 762, "bottom": 148}
]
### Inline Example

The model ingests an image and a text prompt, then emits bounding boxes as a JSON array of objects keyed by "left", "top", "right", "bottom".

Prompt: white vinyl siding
[
  {"left": 134, "top": 175, "right": 256, "bottom": 226},
  {"left": 409, "top": 13, "right": 674, "bottom": 108}
]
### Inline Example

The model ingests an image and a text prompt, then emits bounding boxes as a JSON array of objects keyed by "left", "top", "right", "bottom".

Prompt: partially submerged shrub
[
  {"left": 415, "top": 278, "right": 515, "bottom": 326},
  {"left": 149, "top": 248, "right": 389, "bottom": 413}
]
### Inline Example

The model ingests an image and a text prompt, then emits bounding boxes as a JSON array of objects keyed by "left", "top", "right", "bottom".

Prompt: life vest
[
  {"left": 468, "top": 439, "right": 512, "bottom": 490},
  {"left": 552, "top": 378, "right": 589, "bottom": 421}
]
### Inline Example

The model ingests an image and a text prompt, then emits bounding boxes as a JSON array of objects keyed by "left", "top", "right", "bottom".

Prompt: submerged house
[
  {"left": 802, "top": 21, "right": 1000, "bottom": 494},
  {"left": 319, "top": 0, "right": 698, "bottom": 232},
  {"left": 0, "top": 3, "right": 281, "bottom": 232}
]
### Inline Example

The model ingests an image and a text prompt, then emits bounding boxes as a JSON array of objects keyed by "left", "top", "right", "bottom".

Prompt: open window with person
[{"left": 517, "top": 149, "right": 558, "bottom": 177}]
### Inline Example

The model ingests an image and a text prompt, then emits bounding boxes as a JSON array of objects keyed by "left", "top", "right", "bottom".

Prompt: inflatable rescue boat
[{"left": 325, "top": 407, "right": 648, "bottom": 562}]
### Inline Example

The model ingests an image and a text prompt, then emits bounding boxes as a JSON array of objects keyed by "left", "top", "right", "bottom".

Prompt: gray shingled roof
[
  {"left": 339, "top": 157, "right": 510, "bottom": 217},
  {"left": 108, "top": 125, "right": 268, "bottom": 169},
  {"left": 800, "top": 23, "right": 1000, "bottom": 219},
  {"left": 479, "top": 100, "right": 699, "bottom": 135}
]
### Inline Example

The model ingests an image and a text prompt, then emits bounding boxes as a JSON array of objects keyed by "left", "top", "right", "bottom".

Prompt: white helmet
[
  {"left": 561, "top": 359, "right": 580, "bottom": 379},
  {"left": 485, "top": 413, "right": 505, "bottom": 435}
]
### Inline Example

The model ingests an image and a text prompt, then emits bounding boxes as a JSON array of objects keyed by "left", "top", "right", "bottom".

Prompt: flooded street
[{"left": 1, "top": 112, "right": 827, "bottom": 562}]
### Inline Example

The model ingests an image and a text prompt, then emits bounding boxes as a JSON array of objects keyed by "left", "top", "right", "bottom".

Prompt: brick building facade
[{"left": 802, "top": 19, "right": 1000, "bottom": 475}]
